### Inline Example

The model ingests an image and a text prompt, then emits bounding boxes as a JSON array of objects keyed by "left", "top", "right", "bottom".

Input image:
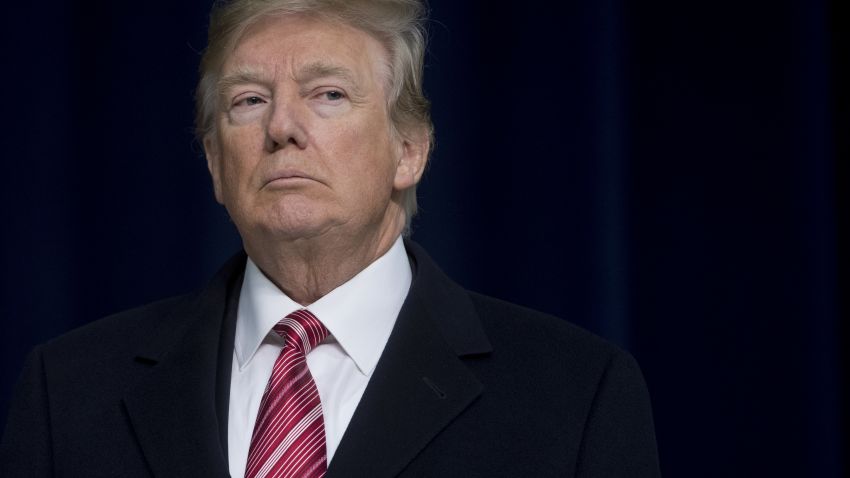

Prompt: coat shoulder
[
  {"left": 463, "top": 290, "right": 652, "bottom": 414},
  {"left": 412, "top": 290, "right": 661, "bottom": 476},
  {"left": 466, "top": 291, "right": 626, "bottom": 368},
  {"left": 41, "top": 292, "right": 198, "bottom": 366},
  {"left": 42, "top": 251, "right": 246, "bottom": 364}
]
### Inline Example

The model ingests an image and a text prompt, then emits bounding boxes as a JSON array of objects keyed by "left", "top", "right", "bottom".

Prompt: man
[{"left": 1, "top": 0, "right": 661, "bottom": 476}]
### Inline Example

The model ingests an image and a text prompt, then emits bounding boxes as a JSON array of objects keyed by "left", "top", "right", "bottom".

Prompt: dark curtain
[{"left": 1, "top": 1, "right": 844, "bottom": 476}]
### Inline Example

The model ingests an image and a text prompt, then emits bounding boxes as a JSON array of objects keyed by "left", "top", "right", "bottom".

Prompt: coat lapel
[
  {"left": 122, "top": 254, "right": 244, "bottom": 478},
  {"left": 326, "top": 241, "right": 492, "bottom": 478},
  {"left": 119, "top": 242, "right": 488, "bottom": 478}
]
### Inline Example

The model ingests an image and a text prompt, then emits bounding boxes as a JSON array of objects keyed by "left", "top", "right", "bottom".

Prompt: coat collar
[
  {"left": 123, "top": 252, "right": 244, "bottom": 478},
  {"left": 401, "top": 240, "right": 492, "bottom": 357},
  {"left": 326, "top": 240, "right": 492, "bottom": 478}
]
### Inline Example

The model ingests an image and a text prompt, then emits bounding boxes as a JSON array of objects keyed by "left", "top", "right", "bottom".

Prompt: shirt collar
[{"left": 234, "top": 236, "right": 412, "bottom": 375}]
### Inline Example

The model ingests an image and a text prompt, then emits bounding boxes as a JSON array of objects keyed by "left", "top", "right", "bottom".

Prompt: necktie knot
[{"left": 273, "top": 309, "right": 329, "bottom": 354}]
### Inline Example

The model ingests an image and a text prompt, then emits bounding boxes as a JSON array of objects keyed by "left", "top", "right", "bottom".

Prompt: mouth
[{"left": 263, "top": 170, "right": 319, "bottom": 187}]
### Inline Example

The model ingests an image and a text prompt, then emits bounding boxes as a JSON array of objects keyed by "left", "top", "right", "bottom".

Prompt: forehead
[{"left": 222, "top": 13, "right": 390, "bottom": 87}]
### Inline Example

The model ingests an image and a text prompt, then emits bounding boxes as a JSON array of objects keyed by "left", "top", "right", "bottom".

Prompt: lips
[{"left": 263, "top": 169, "right": 318, "bottom": 187}]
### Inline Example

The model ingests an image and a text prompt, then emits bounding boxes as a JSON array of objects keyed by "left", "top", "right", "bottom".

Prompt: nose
[{"left": 264, "top": 96, "right": 308, "bottom": 152}]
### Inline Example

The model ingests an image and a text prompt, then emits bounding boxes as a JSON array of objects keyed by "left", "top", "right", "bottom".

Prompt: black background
[{"left": 1, "top": 0, "right": 846, "bottom": 476}]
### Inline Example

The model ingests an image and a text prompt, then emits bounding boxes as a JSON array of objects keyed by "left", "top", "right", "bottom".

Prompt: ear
[
  {"left": 393, "top": 127, "right": 430, "bottom": 191},
  {"left": 203, "top": 134, "right": 225, "bottom": 205}
]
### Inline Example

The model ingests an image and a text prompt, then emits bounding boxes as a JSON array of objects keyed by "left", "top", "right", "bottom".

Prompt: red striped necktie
[{"left": 245, "top": 309, "right": 330, "bottom": 478}]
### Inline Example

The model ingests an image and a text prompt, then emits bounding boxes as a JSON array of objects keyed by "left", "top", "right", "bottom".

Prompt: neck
[{"left": 244, "top": 211, "right": 405, "bottom": 305}]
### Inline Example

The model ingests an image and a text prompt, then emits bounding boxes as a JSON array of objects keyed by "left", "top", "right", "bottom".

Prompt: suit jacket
[{"left": 1, "top": 241, "right": 661, "bottom": 477}]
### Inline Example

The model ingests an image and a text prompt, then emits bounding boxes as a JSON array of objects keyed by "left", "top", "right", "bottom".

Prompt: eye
[
  {"left": 321, "top": 90, "right": 345, "bottom": 101},
  {"left": 244, "top": 96, "right": 265, "bottom": 105},
  {"left": 233, "top": 95, "right": 267, "bottom": 107}
]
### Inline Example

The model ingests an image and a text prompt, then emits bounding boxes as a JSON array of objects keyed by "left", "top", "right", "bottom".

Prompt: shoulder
[
  {"left": 464, "top": 290, "right": 650, "bottom": 411},
  {"left": 405, "top": 239, "right": 639, "bottom": 387},
  {"left": 452, "top": 291, "right": 659, "bottom": 474},
  {"left": 40, "top": 251, "right": 246, "bottom": 365},
  {"left": 468, "top": 291, "right": 628, "bottom": 366},
  {"left": 40, "top": 292, "right": 198, "bottom": 366}
]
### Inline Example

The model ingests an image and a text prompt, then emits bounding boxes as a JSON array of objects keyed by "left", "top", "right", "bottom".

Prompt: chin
[{"left": 255, "top": 206, "right": 338, "bottom": 242}]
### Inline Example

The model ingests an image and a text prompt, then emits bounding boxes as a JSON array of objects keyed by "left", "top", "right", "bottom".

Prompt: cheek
[
  {"left": 219, "top": 133, "right": 263, "bottom": 197},
  {"left": 338, "top": 139, "right": 396, "bottom": 189},
  {"left": 222, "top": 128, "right": 262, "bottom": 174}
]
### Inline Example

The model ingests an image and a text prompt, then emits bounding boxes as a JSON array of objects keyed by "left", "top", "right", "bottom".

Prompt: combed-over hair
[{"left": 195, "top": 0, "right": 433, "bottom": 231}]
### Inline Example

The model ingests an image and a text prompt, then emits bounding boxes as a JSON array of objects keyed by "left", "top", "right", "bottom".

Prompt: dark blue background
[{"left": 1, "top": 0, "right": 846, "bottom": 476}]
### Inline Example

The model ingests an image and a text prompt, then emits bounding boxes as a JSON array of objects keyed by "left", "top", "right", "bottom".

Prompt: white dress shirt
[{"left": 227, "top": 237, "right": 412, "bottom": 477}]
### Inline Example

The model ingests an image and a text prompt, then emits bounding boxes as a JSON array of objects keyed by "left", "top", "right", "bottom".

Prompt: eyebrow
[
  {"left": 295, "top": 61, "right": 366, "bottom": 99},
  {"left": 217, "top": 68, "right": 271, "bottom": 98},
  {"left": 216, "top": 62, "right": 367, "bottom": 100}
]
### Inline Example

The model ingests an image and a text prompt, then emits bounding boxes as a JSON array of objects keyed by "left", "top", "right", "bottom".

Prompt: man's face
[{"left": 205, "top": 14, "right": 425, "bottom": 246}]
